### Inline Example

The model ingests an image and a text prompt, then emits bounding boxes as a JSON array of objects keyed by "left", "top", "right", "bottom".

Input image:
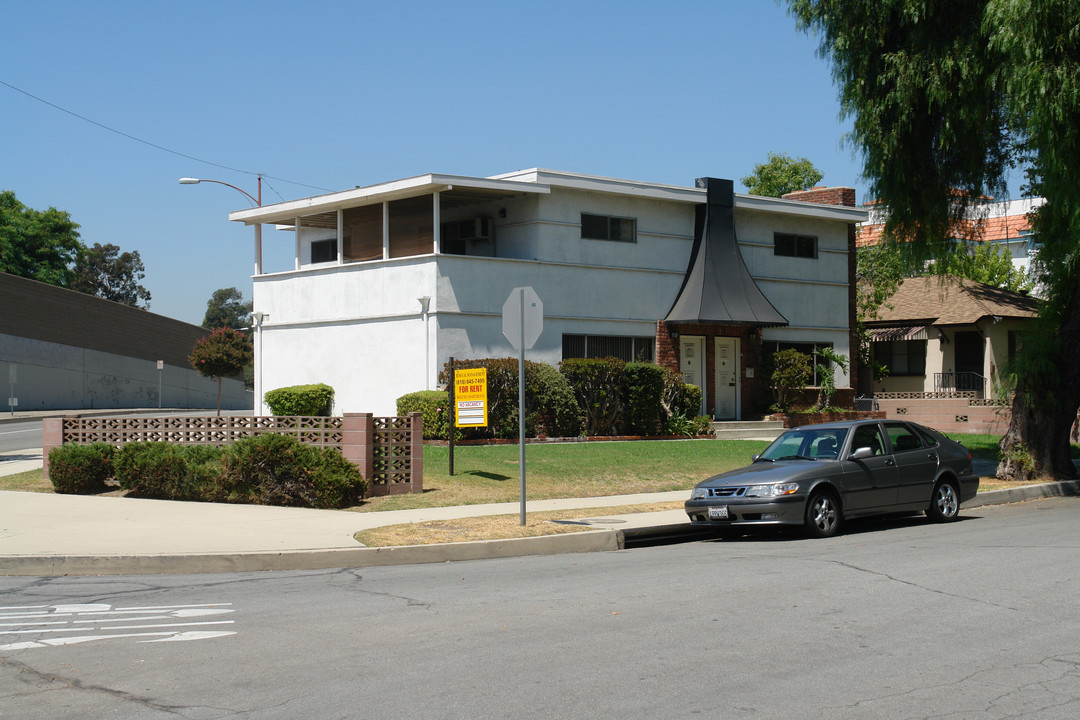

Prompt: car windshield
[{"left": 759, "top": 427, "right": 849, "bottom": 461}]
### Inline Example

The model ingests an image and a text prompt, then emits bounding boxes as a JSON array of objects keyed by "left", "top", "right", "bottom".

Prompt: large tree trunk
[{"left": 998, "top": 269, "right": 1080, "bottom": 481}]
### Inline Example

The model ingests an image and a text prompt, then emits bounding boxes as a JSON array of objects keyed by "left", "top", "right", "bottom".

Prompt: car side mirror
[
  {"left": 849, "top": 446, "right": 874, "bottom": 460},
  {"left": 752, "top": 454, "right": 760, "bottom": 462}
]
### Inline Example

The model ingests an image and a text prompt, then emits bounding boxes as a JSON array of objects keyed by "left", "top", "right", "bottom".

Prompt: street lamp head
[{"left": 178, "top": 177, "right": 201, "bottom": 185}]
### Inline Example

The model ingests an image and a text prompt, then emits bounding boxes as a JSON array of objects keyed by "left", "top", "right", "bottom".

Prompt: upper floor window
[
  {"left": 311, "top": 239, "right": 337, "bottom": 264},
  {"left": 774, "top": 233, "right": 817, "bottom": 258},
  {"left": 581, "top": 213, "right": 636, "bottom": 243}
]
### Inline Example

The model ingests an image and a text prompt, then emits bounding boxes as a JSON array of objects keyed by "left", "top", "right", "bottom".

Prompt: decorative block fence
[
  {"left": 42, "top": 413, "right": 423, "bottom": 496},
  {"left": 874, "top": 394, "right": 1010, "bottom": 435}
]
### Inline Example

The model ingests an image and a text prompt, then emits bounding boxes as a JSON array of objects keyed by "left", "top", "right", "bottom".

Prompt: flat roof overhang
[{"left": 229, "top": 173, "right": 552, "bottom": 228}]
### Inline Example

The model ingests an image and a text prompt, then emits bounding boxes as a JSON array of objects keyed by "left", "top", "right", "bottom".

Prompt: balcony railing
[{"left": 934, "top": 372, "right": 987, "bottom": 398}]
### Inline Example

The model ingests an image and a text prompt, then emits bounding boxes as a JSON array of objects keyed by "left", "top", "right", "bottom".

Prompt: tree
[
  {"left": 202, "top": 287, "right": 252, "bottom": 330},
  {"left": 924, "top": 241, "right": 1030, "bottom": 293},
  {"left": 70, "top": 242, "right": 152, "bottom": 309},
  {"left": 741, "top": 152, "right": 825, "bottom": 197},
  {"left": 189, "top": 327, "right": 253, "bottom": 416},
  {"left": 0, "top": 190, "right": 84, "bottom": 287},
  {"left": 788, "top": 0, "right": 1080, "bottom": 481}
]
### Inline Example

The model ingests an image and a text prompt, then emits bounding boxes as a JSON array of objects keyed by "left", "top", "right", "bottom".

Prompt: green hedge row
[
  {"left": 47, "top": 434, "right": 366, "bottom": 509},
  {"left": 398, "top": 358, "right": 707, "bottom": 440},
  {"left": 265, "top": 383, "right": 335, "bottom": 416}
]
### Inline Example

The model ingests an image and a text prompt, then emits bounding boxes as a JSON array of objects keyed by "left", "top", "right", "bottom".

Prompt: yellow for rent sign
[{"left": 454, "top": 367, "right": 488, "bottom": 427}]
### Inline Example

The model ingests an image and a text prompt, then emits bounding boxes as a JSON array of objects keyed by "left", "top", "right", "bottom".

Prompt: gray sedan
[{"left": 685, "top": 419, "right": 979, "bottom": 538}]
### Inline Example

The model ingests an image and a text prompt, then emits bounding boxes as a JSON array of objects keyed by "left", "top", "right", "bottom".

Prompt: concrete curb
[
  {"left": 962, "top": 480, "right": 1080, "bottom": 508},
  {"left": 0, "top": 529, "right": 621, "bottom": 577}
]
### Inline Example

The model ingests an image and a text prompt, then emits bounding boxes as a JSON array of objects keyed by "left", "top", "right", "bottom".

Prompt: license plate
[{"left": 708, "top": 506, "right": 729, "bottom": 520}]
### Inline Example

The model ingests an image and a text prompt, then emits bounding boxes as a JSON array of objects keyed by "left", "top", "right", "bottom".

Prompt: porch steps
[{"left": 711, "top": 420, "right": 785, "bottom": 441}]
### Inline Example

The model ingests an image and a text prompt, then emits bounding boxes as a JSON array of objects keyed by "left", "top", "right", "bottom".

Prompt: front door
[
  {"left": 713, "top": 337, "right": 739, "bottom": 420},
  {"left": 954, "top": 331, "right": 984, "bottom": 392},
  {"left": 680, "top": 336, "right": 706, "bottom": 417}
]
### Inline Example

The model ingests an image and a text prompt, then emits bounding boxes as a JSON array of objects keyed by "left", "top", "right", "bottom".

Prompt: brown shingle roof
[{"left": 868, "top": 275, "right": 1040, "bottom": 327}]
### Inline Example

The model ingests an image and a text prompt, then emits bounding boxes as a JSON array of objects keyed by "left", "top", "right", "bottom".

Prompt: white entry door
[
  {"left": 713, "top": 337, "right": 739, "bottom": 420},
  {"left": 679, "top": 336, "right": 706, "bottom": 417}
]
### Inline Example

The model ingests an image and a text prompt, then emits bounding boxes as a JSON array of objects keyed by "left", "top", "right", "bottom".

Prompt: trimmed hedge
[
  {"left": 219, "top": 434, "right": 366, "bottom": 509},
  {"left": 436, "top": 358, "right": 582, "bottom": 440},
  {"left": 48, "top": 435, "right": 366, "bottom": 509},
  {"left": 47, "top": 443, "right": 115, "bottom": 494},
  {"left": 560, "top": 357, "right": 627, "bottom": 436},
  {"left": 624, "top": 362, "right": 666, "bottom": 436},
  {"left": 397, "top": 390, "right": 451, "bottom": 440},
  {"left": 265, "top": 383, "right": 335, "bottom": 416},
  {"left": 114, "top": 443, "right": 223, "bottom": 501}
]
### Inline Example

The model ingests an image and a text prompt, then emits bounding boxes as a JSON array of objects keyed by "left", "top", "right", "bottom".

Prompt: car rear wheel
[
  {"left": 927, "top": 479, "right": 960, "bottom": 522},
  {"left": 804, "top": 489, "right": 840, "bottom": 538}
]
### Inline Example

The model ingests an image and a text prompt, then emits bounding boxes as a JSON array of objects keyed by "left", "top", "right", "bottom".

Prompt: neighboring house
[
  {"left": 865, "top": 275, "right": 1040, "bottom": 398},
  {"left": 858, "top": 195, "right": 1046, "bottom": 280},
  {"left": 0, "top": 272, "right": 249, "bottom": 411},
  {"left": 229, "top": 169, "right": 867, "bottom": 418}
]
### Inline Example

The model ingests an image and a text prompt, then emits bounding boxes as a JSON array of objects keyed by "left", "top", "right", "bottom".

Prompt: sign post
[
  {"left": 8, "top": 363, "right": 16, "bottom": 417},
  {"left": 502, "top": 287, "right": 543, "bottom": 526}
]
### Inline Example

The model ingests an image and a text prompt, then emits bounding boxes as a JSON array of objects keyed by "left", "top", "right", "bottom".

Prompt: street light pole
[{"left": 179, "top": 176, "right": 264, "bottom": 274}]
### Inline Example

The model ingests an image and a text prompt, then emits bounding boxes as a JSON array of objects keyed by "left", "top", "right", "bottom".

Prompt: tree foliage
[
  {"left": 189, "top": 327, "right": 253, "bottom": 415},
  {"left": 789, "top": 0, "right": 1080, "bottom": 480},
  {"left": 741, "top": 152, "right": 824, "bottom": 197},
  {"left": 0, "top": 190, "right": 83, "bottom": 287},
  {"left": 203, "top": 286, "right": 252, "bottom": 329},
  {"left": 70, "top": 242, "right": 152, "bottom": 309}
]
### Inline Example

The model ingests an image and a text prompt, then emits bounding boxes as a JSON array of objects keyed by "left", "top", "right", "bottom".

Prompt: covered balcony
[{"left": 228, "top": 173, "right": 551, "bottom": 275}]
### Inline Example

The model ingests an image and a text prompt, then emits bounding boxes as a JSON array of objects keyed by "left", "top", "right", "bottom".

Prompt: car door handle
[
  {"left": 885, "top": 459, "right": 895, "bottom": 466},
  {"left": 927, "top": 453, "right": 938, "bottom": 461}
]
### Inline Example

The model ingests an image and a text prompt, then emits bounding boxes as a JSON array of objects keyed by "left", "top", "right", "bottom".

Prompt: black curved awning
[{"left": 665, "top": 177, "right": 788, "bottom": 327}]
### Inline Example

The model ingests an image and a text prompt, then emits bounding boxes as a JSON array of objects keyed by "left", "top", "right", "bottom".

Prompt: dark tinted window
[
  {"left": 885, "top": 423, "right": 923, "bottom": 453},
  {"left": 311, "top": 239, "right": 336, "bottom": 263},
  {"left": 851, "top": 424, "right": 886, "bottom": 456}
]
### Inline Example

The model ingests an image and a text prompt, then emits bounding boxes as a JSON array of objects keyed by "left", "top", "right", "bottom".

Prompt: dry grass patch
[
  {"left": 0, "top": 469, "right": 52, "bottom": 493},
  {"left": 353, "top": 502, "right": 683, "bottom": 547}
]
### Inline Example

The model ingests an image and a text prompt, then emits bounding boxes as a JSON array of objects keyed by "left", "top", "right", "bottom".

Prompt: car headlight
[
  {"left": 746, "top": 482, "right": 800, "bottom": 498},
  {"left": 690, "top": 487, "right": 708, "bottom": 500}
]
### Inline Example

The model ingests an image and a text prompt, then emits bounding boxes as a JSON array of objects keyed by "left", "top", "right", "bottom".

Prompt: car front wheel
[
  {"left": 804, "top": 490, "right": 840, "bottom": 538},
  {"left": 927, "top": 479, "right": 960, "bottom": 522}
]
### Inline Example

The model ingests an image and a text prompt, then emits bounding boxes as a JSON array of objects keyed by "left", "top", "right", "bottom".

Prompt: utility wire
[{"left": 1, "top": 78, "right": 333, "bottom": 194}]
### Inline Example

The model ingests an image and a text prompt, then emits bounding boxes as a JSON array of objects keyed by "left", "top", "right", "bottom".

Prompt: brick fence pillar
[
  {"left": 341, "top": 413, "right": 374, "bottom": 481},
  {"left": 41, "top": 417, "right": 65, "bottom": 480},
  {"left": 409, "top": 411, "right": 424, "bottom": 494}
]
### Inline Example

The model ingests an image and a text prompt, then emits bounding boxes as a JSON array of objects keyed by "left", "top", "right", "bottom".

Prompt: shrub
[
  {"left": 560, "top": 357, "right": 626, "bottom": 436},
  {"left": 114, "top": 443, "right": 223, "bottom": 501},
  {"left": 220, "top": 434, "right": 365, "bottom": 509},
  {"left": 437, "top": 358, "right": 581, "bottom": 440},
  {"left": 526, "top": 363, "right": 582, "bottom": 438},
  {"left": 397, "top": 390, "right": 451, "bottom": 440},
  {"left": 265, "top": 383, "right": 335, "bottom": 416},
  {"left": 48, "top": 443, "right": 115, "bottom": 494},
  {"left": 769, "top": 348, "right": 813, "bottom": 412},
  {"left": 624, "top": 363, "right": 666, "bottom": 435}
]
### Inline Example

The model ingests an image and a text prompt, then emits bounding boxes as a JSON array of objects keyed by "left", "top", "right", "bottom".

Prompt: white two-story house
[{"left": 229, "top": 169, "right": 867, "bottom": 419}]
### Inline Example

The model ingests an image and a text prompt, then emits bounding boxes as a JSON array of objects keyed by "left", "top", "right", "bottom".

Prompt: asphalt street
[{"left": 2, "top": 496, "right": 1078, "bottom": 720}]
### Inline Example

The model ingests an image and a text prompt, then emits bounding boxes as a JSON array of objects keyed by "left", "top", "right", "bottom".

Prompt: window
[
  {"left": 873, "top": 340, "right": 926, "bottom": 376},
  {"left": 851, "top": 423, "right": 886, "bottom": 456},
  {"left": 563, "top": 334, "right": 654, "bottom": 362},
  {"left": 764, "top": 341, "right": 834, "bottom": 385},
  {"left": 311, "top": 239, "right": 337, "bottom": 264},
  {"left": 581, "top": 213, "right": 636, "bottom": 243},
  {"left": 885, "top": 423, "right": 923, "bottom": 453},
  {"left": 774, "top": 233, "right": 817, "bottom": 258}
]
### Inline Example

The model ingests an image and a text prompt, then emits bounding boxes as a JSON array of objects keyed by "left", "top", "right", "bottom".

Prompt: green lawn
[{"left": 357, "top": 439, "right": 770, "bottom": 512}]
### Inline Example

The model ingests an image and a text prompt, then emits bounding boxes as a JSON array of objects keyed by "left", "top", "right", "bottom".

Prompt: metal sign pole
[
  {"left": 518, "top": 288, "right": 526, "bottom": 526},
  {"left": 448, "top": 356, "right": 455, "bottom": 477}
]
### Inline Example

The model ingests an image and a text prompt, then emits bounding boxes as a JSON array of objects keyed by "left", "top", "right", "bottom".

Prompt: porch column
[
  {"left": 433, "top": 191, "right": 441, "bottom": 254},
  {"left": 254, "top": 223, "right": 262, "bottom": 275},
  {"left": 382, "top": 201, "right": 390, "bottom": 260},
  {"left": 336, "top": 209, "right": 344, "bottom": 264},
  {"left": 293, "top": 217, "right": 301, "bottom": 271}
]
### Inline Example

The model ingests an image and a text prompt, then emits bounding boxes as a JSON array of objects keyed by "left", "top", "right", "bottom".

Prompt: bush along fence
[{"left": 42, "top": 413, "right": 423, "bottom": 497}]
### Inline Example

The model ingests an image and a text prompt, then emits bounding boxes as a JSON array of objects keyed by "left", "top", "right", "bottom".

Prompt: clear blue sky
[{"left": 3, "top": 1, "right": 871, "bottom": 325}]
